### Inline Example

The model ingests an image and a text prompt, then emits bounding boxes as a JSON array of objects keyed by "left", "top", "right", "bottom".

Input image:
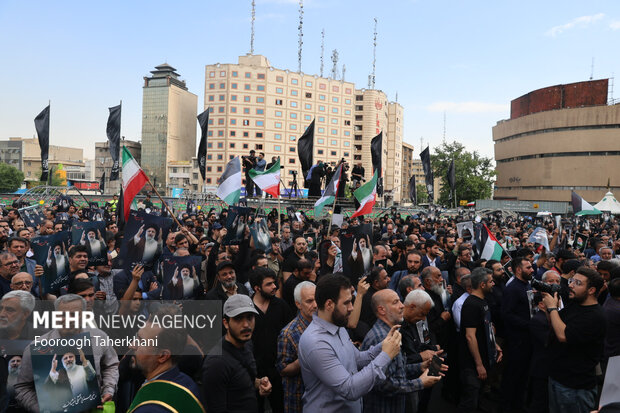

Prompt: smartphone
[{"left": 428, "top": 355, "right": 443, "bottom": 377}]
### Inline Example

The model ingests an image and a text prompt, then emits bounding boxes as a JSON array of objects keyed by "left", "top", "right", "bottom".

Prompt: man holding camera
[
  {"left": 242, "top": 150, "right": 257, "bottom": 198},
  {"left": 541, "top": 266, "right": 606, "bottom": 413}
]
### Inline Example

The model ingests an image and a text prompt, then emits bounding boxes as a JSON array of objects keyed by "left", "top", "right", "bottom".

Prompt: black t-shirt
[
  {"left": 282, "top": 275, "right": 303, "bottom": 310},
  {"left": 548, "top": 303, "right": 606, "bottom": 389},
  {"left": 459, "top": 295, "right": 496, "bottom": 370},
  {"left": 282, "top": 251, "right": 310, "bottom": 274},
  {"left": 252, "top": 297, "right": 293, "bottom": 375}
]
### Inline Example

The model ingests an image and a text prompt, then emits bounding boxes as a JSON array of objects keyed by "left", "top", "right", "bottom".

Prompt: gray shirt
[
  {"left": 298, "top": 314, "right": 391, "bottom": 413},
  {"left": 14, "top": 327, "right": 119, "bottom": 412}
]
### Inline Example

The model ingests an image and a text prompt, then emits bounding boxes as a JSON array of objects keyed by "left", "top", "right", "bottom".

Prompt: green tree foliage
[
  {"left": 431, "top": 141, "right": 495, "bottom": 207},
  {"left": 32, "top": 168, "right": 65, "bottom": 187},
  {"left": 415, "top": 183, "right": 429, "bottom": 204},
  {"left": 0, "top": 163, "right": 25, "bottom": 193}
]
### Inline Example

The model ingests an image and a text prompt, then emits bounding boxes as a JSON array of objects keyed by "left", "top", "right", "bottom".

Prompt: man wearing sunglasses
[{"left": 0, "top": 252, "right": 21, "bottom": 298}]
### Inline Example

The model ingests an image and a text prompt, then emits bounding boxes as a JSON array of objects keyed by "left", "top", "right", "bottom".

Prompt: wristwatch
[{"left": 546, "top": 307, "right": 558, "bottom": 314}]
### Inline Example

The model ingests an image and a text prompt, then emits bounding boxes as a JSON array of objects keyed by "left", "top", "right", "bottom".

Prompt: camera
[{"left": 531, "top": 278, "right": 561, "bottom": 295}]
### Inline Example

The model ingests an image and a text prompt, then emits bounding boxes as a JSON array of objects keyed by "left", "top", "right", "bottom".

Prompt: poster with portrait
[
  {"left": 70, "top": 222, "right": 107, "bottom": 266},
  {"left": 223, "top": 206, "right": 251, "bottom": 245},
  {"left": 87, "top": 207, "right": 106, "bottom": 222},
  {"left": 30, "top": 332, "right": 100, "bottom": 413},
  {"left": 572, "top": 232, "right": 589, "bottom": 252},
  {"left": 119, "top": 210, "right": 172, "bottom": 270},
  {"left": 53, "top": 195, "right": 75, "bottom": 213},
  {"left": 31, "top": 231, "right": 71, "bottom": 294},
  {"left": 160, "top": 256, "right": 202, "bottom": 300},
  {"left": 250, "top": 219, "right": 271, "bottom": 253},
  {"left": 18, "top": 205, "right": 46, "bottom": 228}
]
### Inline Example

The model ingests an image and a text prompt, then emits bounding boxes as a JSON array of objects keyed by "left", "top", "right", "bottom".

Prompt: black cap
[
  {"left": 562, "top": 259, "right": 581, "bottom": 274},
  {"left": 216, "top": 261, "right": 235, "bottom": 273}
]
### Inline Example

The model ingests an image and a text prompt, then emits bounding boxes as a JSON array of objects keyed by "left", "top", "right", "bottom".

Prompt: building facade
[
  {"left": 493, "top": 79, "right": 620, "bottom": 203},
  {"left": 95, "top": 139, "right": 141, "bottom": 194},
  {"left": 401, "top": 142, "right": 415, "bottom": 202},
  {"left": 203, "top": 54, "right": 404, "bottom": 201},
  {"left": 141, "top": 64, "right": 198, "bottom": 195}
]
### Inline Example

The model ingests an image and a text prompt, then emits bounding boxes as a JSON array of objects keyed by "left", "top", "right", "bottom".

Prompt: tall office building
[
  {"left": 401, "top": 142, "right": 415, "bottom": 202},
  {"left": 204, "top": 54, "right": 404, "bottom": 201},
  {"left": 141, "top": 64, "right": 197, "bottom": 195}
]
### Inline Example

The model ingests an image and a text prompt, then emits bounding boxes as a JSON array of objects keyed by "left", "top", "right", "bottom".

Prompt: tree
[
  {"left": 415, "top": 183, "right": 429, "bottom": 205},
  {"left": 430, "top": 141, "right": 495, "bottom": 207},
  {"left": 0, "top": 163, "right": 25, "bottom": 193},
  {"left": 31, "top": 167, "right": 65, "bottom": 187}
]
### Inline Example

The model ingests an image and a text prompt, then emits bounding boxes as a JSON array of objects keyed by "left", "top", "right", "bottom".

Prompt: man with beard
[
  {"left": 298, "top": 274, "right": 403, "bottom": 412},
  {"left": 45, "top": 242, "right": 69, "bottom": 282},
  {"left": 420, "top": 266, "right": 452, "bottom": 350},
  {"left": 6, "top": 355, "right": 21, "bottom": 409},
  {"left": 0, "top": 290, "right": 36, "bottom": 341},
  {"left": 127, "top": 319, "right": 204, "bottom": 412},
  {"left": 458, "top": 268, "right": 503, "bottom": 413},
  {"left": 167, "top": 265, "right": 200, "bottom": 300},
  {"left": 277, "top": 281, "right": 317, "bottom": 413},
  {"left": 360, "top": 267, "right": 391, "bottom": 329},
  {"left": 68, "top": 245, "right": 89, "bottom": 276},
  {"left": 484, "top": 259, "right": 506, "bottom": 340},
  {"left": 282, "top": 236, "right": 311, "bottom": 282},
  {"left": 541, "top": 267, "right": 606, "bottom": 413},
  {"left": 202, "top": 294, "right": 272, "bottom": 412},
  {"left": 205, "top": 261, "right": 250, "bottom": 304},
  {"left": 389, "top": 250, "right": 423, "bottom": 297},
  {"left": 361, "top": 289, "right": 441, "bottom": 411},
  {"left": 80, "top": 228, "right": 106, "bottom": 263},
  {"left": 349, "top": 236, "right": 374, "bottom": 280},
  {"left": 128, "top": 223, "right": 162, "bottom": 265},
  {"left": 0, "top": 252, "right": 21, "bottom": 298},
  {"left": 15, "top": 294, "right": 119, "bottom": 411},
  {"left": 500, "top": 256, "right": 534, "bottom": 412},
  {"left": 282, "top": 259, "right": 314, "bottom": 311},
  {"left": 250, "top": 267, "right": 292, "bottom": 413},
  {"left": 46, "top": 349, "right": 96, "bottom": 401}
]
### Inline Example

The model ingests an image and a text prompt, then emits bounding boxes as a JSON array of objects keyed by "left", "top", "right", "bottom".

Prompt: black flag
[
  {"left": 370, "top": 132, "right": 384, "bottom": 196},
  {"left": 408, "top": 175, "right": 417, "bottom": 205},
  {"left": 107, "top": 104, "right": 121, "bottom": 181},
  {"left": 117, "top": 188, "right": 125, "bottom": 231},
  {"left": 34, "top": 105, "right": 50, "bottom": 182},
  {"left": 447, "top": 159, "right": 456, "bottom": 200},
  {"left": 420, "top": 146, "right": 434, "bottom": 203},
  {"left": 197, "top": 108, "right": 210, "bottom": 181},
  {"left": 99, "top": 170, "right": 106, "bottom": 194},
  {"left": 297, "top": 120, "right": 315, "bottom": 186}
]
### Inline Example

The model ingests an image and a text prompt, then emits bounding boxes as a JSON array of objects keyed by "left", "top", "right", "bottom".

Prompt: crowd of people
[{"left": 0, "top": 193, "right": 618, "bottom": 413}]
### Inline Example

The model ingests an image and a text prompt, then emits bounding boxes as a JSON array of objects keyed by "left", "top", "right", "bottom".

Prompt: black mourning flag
[
  {"left": 370, "top": 132, "right": 383, "bottom": 196},
  {"left": 107, "top": 104, "right": 121, "bottom": 181},
  {"left": 297, "top": 120, "right": 315, "bottom": 186},
  {"left": 408, "top": 175, "right": 417, "bottom": 205},
  {"left": 197, "top": 108, "right": 210, "bottom": 181},
  {"left": 447, "top": 159, "right": 456, "bottom": 199},
  {"left": 34, "top": 105, "right": 50, "bottom": 182},
  {"left": 99, "top": 170, "right": 106, "bottom": 194},
  {"left": 420, "top": 146, "right": 434, "bottom": 203}
]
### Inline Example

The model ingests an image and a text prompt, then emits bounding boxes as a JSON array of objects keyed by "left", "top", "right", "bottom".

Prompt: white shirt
[{"left": 452, "top": 292, "right": 470, "bottom": 332}]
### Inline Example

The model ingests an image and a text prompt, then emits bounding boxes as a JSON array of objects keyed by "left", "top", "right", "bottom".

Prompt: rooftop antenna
[
  {"left": 250, "top": 0, "right": 256, "bottom": 54},
  {"left": 442, "top": 111, "right": 446, "bottom": 144},
  {"left": 590, "top": 57, "right": 594, "bottom": 80},
  {"left": 369, "top": 17, "right": 377, "bottom": 89},
  {"left": 342, "top": 64, "right": 346, "bottom": 81},
  {"left": 420, "top": 137, "right": 424, "bottom": 155},
  {"left": 395, "top": 91, "right": 398, "bottom": 102},
  {"left": 331, "top": 49, "right": 339, "bottom": 80},
  {"left": 297, "top": 0, "right": 304, "bottom": 72},
  {"left": 320, "top": 29, "right": 325, "bottom": 77}
]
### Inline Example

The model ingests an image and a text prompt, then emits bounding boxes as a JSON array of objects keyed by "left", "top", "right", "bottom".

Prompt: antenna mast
[
  {"left": 297, "top": 0, "right": 304, "bottom": 72},
  {"left": 342, "top": 64, "right": 346, "bottom": 81},
  {"left": 250, "top": 0, "right": 256, "bottom": 54},
  {"left": 369, "top": 17, "right": 377, "bottom": 89},
  {"left": 320, "top": 29, "right": 325, "bottom": 77},
  {"left": 331, "top": 49, "right": 339, "bottom": 80},
  {"left": 442, "top": 111, "right": 446, "bottom": 144},
  {"left": 590, "top": 57, "right": 594, "bottom": 80}
]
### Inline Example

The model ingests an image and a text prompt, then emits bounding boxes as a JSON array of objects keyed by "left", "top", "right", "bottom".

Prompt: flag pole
[
  {"left": 277, "top": 190, "right": 281, "bottom": 236},
  {"left": 327, "top": 166, "right": 341, "bottom": 235},
  {"left": 145, "top": 177, "right": 184, "bottom": 229}
]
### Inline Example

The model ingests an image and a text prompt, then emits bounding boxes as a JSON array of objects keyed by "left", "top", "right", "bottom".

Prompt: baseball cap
[
  {"left": 212, "top": 222, "right": 223, "bottom": 230},
  {"left": 216, "top": 261, "right": 235, "bottom": 273},
  {"left": 224, "top": 294, "right": 258, "bottom": 318}
]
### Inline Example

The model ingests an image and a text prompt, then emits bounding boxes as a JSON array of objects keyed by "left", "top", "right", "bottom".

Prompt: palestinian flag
[
  {"left": 480, "top": 224, "right": 503, "bottom": 261},
  {"left": 571, "top": 191, "right": 602, "bottom": 216},
  {"left": 314, "top": 164, "right": 342, "bottom": 217},
  {"left": 248, "top": 159, "right": 280, "bottom": 197},
  {"left": 121, "top": 146, "right": 148, "bottom": 221},
  {"left": 351, "top": 169, "right": 378, "bottom": 218},
  {"left": 217, "top": 157, "right": 241, "bottom": 205}
]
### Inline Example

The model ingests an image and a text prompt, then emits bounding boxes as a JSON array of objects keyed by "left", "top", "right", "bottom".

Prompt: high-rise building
[
  {"left": 493, "top": 79, "right": 620, "bottom": 202},
  {"left": 352, "top": 90, "right": 403, "bottom": 202},
  {"left": 95, "top": 139, "right": 141, "bottom": 194},
  {"left": 401, "top": 142, "right": 415, "bottom": 202},
  {"left": 141, "top": 64, "right": 197, "bottom": 195},
  {"left": 204, "top": 54, "right": 355, "bottom": 192}
]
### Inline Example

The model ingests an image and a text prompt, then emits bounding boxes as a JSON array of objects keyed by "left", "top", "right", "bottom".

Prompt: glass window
[
  {"left": 345, "top": 109, "right": 351, "bottom": 115},
  {"left": 318, "top": 116, "right": 325, "bottom": 122},
  {"left": 318, "top": 149, "right": 324, "bottom": 155},
  {"left": 291, "top": 79, "right": 298, "bottom": 85},
  {"left": 345, "top": 99, "right": 351, "bottom": 104},
  {"left": 344, "top": 141, "right": 350, "bottom": 146},
  {"left": 257, "top": 97, "right": 264, "bottom": 103},
  {"left": 209, "top": 71, "right": 215, "bottom": 78},
  {"left": 332, "top": 86, "right": 339, "bottom": 92},
  {"left": 344, "top": 131, "right": 350, "bottom": 136},
  {"left": 331, "top": 151, "right": 337, "bottom": 156},
  {"left": 331, "top": 118, "right": 337, "bottom": 124},
  {"left": 345, "top": 88, "right": 352, "bottom": 94},
  {"left": 291, "top": 90, "right": 298, "bottom": 96},
  {"left": 209, "top": 83, "right": 215, "bottom": 89},
  {"left": 319, "top": 105, "right": 325, "bottom": 111},
  {"left": 275, "top": 122, "right": 282, "bottom": 128},
  {"left": 231, "top": 107, "right": 237, "bottom": 113},
  {"left": 290, "top": 113, "right": 297, "bottom": 119},
  {"left": 275, "top": 145, "right": 281, "bottom": 151},
  {"left": 208, "top": 95, "right": 214, "bottom": 101},
  {"left": 218, "top": 107, "right": 225, "bottom": 113},
  {"left": 319, "top": 94, "right": 325, "bottom": 100},
  {"left": 232, "top": 71, "right": 238, "bottom": 77},
  {"left": 291, "top": 102, "right": 297, "bottom": 107},
  {"left": 276, "top": 87, "right": 283, "bottom": 94},
  {"left": 332, "top": 97, "right": 338, "bottom": 103},
  {"left": 219, "top": 95, "right": 225, "bottom": 101},
  {"left": 256, "top": 132, "right": 263, "bottom": 138},
  {"left": 318, "top": 138, "right": 324, "bottom": 144},
  {"left": 244, "top": 108, "right": 250, "bottom": 114},
  {"left": 243, "top": 143, "right": 249, "bottom": 148},
  {"left": 304, "top": 115, "right": 311, "bottom": 120},
  {"left": 257, "top": 85, "right": 265, "bottom": 91},
  {"left": 245, "top": 72, "right": 251, "bottom": 78},
  {"left": 289, "top": 147, "right": 296, "bottom": 152},
  {"left": 220, "top": 83, "right": 225, "bottom": 89},
  {"left": 289, "top": 158, "right": 296, "bottom": 163},
  {"left": 230, "top": 119, "right": 236, "bottom": 125},
  {"left": 207, "top": 154, "right": 212, "bottom": 160},
  {"left": 243, "top": 131, "right": 249, "bottom": 137},
  {"left": 220, "top": 71, "right": 226, "bottom": 77},
  {"left": 275, "top": 111, "right": 282, "bottom": 117},
  {"left": 258, "top": 73, "right": 265, "bottom": 79},
  {"left": 218, "top": 130, "right": 224, "bottom": 136},
  {"left": 276, "top": 99, "right": 283, "bottom": 105},
  {"left": 276, "top": 76, "right": 283, "bottom": 82},
  {"left": 208, "top": 131, "right": 213, "bottom": 137},
  {"left": 207, "top": 142, "right": 213, "bottom": 148},
  {"left": 305, "top": 81, "right": 312, "bottom": 87},
  {"left": 305, "top": 103, "right": 311, "bottom": 109},
  {"left": 275, "top": 134, "right": 282, "bottom": 140},
  {"left": 332, "top": 108, "right": 338, "bottom": 113},
  {"left": 218, "top": 119, "right": 224, "bottom": 125},
  {"left": 231, "top": 95, "right": 237, "bottom": 101},
  {"left": 319, "top": 83, "right": 326, "bottom": 90},
  {"left": 331, "top": 129, "right": 337, "bottom": 135},
  {"left": 256, "top": 109, "right": 264, "bottom": 114},
  {"left": 331, "top": 140, "right": 337, "bottom": 145},
  {"left": 256, "top": 120, "right": 264, "bottom": 126},
  {"left": 289, "top": 136, "right": 296, "bottom": 141},
  {"left": 290, "top": 124, "right": 297, "bottom": 130},
  {"left": 217, "top": 154, "right": 223, "bottom": 160},
  {"left": 244, "top": 96, "right": 250, "bottom": 102},
  {"left": 229, "top": 143, "right": 235, "bottom": 148},
  {"left": 230, "top": 131, "right": 236, "bottom": 136},
  {"left": 318, "top": 128, "right": 325, "bottom": 133}
]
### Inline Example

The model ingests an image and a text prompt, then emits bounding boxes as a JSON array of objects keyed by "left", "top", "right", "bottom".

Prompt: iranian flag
[
  {"left": 248, "top": 159, "right": 280, "bottom": 197},
  {"left": 217, "top": 157, "right": 241, "bottom": 205},
  {"left": 351, "top": 169, "right": 378, "bottom": 218},
  {"left": 121, "top": 146, "right": 148, "bottom": 221},
  {"left": 314, "top": 164, "right": 342, "bottom": 217},
  {"left": 480, "top": 224, "right": 503, "bottom": 261}
]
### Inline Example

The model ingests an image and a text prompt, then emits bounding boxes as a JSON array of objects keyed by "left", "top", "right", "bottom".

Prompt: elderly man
[
  {"left": 361, "top": 289, "right": 440, "bottom": 411},
  {"left": 14, "top": 294, "right": 119, "bottom": 411},
  {"left": 0, "top": 252, "right": 21, "bottom": 298},
  {"left": 397, "top": 275, "right": 424, "bottom": 301},
  {"left": 128, "top": 315, "right": 204, "bottom": 412},
  {"left": 277, "top": 281, "right": 316, "bottom": 413},
  {"left": 10, "top": 272, "right": 34, "bottom": 293},
  {"left": 0, "top": 290, "right": 36, "bottom": 341}
]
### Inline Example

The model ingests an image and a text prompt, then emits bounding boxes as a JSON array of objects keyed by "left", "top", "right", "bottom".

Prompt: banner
[
  {"left": 106, "top": 104, "right": 121, "bottom": 181},
  {"left": 420, "top": 146, "right": 434, "bottom": 203},
  {"left": 34, "top": 105, "right": 50, "bottom": 181},
  {"left": 408, "top": 175, "right": 417, "bottom": 205},
  {"left": 370, "top": 132, "right": 383, "bottom": 196},
  {"left": 297, "top": 120, "right": 315, "bottom": 185},
  {"left": 197, "top": 109, "right": 210, "bottom": 181}
]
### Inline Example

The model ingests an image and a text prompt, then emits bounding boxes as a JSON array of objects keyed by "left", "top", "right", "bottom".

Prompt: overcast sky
[{"left": 2, "top": 0, "right": 620, "bottom": 160}]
